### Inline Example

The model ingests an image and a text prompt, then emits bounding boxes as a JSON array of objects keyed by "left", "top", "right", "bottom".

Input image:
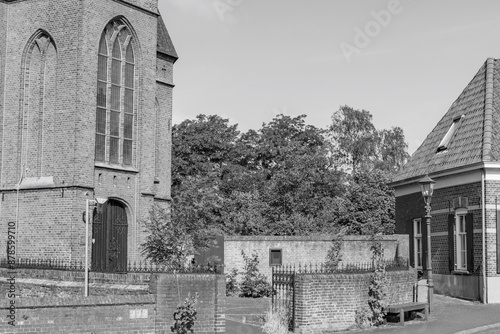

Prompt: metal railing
[{"left": 0, "top": 258, "right": 221, "bottom": 274}]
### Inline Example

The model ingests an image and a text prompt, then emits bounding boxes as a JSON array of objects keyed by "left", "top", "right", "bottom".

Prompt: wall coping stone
[
  {"left": 0, "top": 294, "right": 155, "bottom": 309},
  {"left": 0, "top": 277, "right": 149, "bottom": 291},
  {"left": 225, "top": 235, "right": 406, "bottom": 242}
]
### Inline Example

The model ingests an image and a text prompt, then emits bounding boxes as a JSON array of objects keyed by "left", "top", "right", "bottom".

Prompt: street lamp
[{"left": 419, "top": 174, "right": 435, "bottom": 311}]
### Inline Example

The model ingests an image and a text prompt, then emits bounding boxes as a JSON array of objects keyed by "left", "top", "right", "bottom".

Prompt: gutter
[{"left": 482, "top": 169, "right": 487, "bottom": 303}]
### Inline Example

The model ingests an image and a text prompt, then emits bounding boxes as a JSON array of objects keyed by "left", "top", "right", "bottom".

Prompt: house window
[
  {"left": 455, "top": 213, "right": 467, "bottom": 271},
  {"left": 413, "top": 219, "right": 423, "bottom": 269},
  {"left": 437, "top": 115, "right": 463, "bottom": 152},
  {"left": 95, "top": 21, "right": 136, "bottom": 166},
  {"left": 269, "top": 249, "right": 282, "bottom": 266}
]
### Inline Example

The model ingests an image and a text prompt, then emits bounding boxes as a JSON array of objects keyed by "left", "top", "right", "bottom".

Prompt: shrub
[
  {"left": 171, "top": 293, "right": 198, "bottom": 334},
  {"left": 354, "top": 305, "right": 372, "bottom": 329},
  {"left": 239, "top": 250, "right": 272, "bottom": 298},
  {"left": 141, "top": 204, "right": 194, "bottom": 269},
  {"left": 354, "top": 241, "right": 389, "bottom": 327},
  {"left": 368, "top": 241, "right": 388, "bottom": 326},
  {"left": 226, "top": 268, "right": 239, "bottom": 296},
  {"left": 324, "top": 235, "right": 343, "bottom": 271},
  {"left": 262, "top": 307, "right": 290, "bottom": 334}
]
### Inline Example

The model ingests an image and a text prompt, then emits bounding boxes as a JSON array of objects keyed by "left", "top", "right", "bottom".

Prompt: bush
[
  {"left": 262, "top": 308, "right": 290, "bottom": 334},
  {"left": 226, "top": 268, "right": 239, "bottom": 296},
  {"left": 354, "top": 305, "right": 372, "bottom": 329},
  {"left": 239, "top": 250, "right": 272, "bottom": 298},
  {"left": 171, "top": 293, "right": 198, "bottom": 334},
  {"left": 141, "top": 204, "right": 194, "bottom": 269}
]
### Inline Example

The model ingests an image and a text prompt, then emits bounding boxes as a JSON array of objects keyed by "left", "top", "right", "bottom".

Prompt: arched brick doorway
[{"left": 91, "top": 199, "right": 128, "bottom": 272}]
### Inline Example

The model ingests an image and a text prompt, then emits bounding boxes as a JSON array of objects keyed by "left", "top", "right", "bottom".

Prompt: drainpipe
[{"left": 482, "top": 169, "right": 487, "bottom": 303}]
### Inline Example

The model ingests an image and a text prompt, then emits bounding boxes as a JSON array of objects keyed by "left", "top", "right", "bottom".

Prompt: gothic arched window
[
  {"left": 21, "top": 31, "right": 57, "bottom": 178},
  {"left": 95, "top": 21, "right": 136, "bottom": 166}
]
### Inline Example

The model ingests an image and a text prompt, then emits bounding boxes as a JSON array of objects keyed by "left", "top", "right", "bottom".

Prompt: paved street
[
  {"left": 338, "top": 295, "right": 500, "bottom": 334},
  {"left": 226, "top": 294, "right": 500, "bottom": 334},
  {"left": 226, "top": 319, "right": 265, "bottom": 334}
]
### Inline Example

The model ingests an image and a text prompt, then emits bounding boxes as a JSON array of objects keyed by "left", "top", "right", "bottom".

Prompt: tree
[
  {"left": 172, "top": 114, "right": 240, "bottom": 186},
  {"left": 334, "top": 170, "right": 395, "bottom": 235},
  {"left": 172, "top": 172, "right": 224, "bottom": 251},
  {"left": 329, "top": 105, "right": 379, "bottom": 173},
  {"left": 375, "top": 127, "right": 410, "bottom": 174}
]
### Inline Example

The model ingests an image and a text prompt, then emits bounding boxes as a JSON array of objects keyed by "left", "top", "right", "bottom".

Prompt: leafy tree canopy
[{"left": 144, "top": 108, "right": 410, "bottom": 264}]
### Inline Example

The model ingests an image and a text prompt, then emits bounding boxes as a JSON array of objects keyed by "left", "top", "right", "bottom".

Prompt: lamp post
[
  {"left": 419, "top": 174, "right": 435, "bottom": 311},
  {"left": 84, "top": 197, "right": 108, "bottom": 297}
]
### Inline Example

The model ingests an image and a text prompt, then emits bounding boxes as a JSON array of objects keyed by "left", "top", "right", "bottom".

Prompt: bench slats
[{"left": 387, "top": 302, "right": 427, "bottom": 313}]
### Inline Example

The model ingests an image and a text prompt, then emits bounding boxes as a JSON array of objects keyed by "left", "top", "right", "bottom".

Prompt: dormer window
[{"left": 437, "top": 115, "right": 463, "bottom": 152}]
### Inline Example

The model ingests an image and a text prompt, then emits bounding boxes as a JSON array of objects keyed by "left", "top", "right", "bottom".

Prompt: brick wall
[
  {"left": 151, "top": 274, "right": 226, "bottom": 333},
  {"left": 0, "top": 295, "right": 156, "bottom": 333},
  {"left": 0, "top": 270, "right": 225, "bottom": 333},
  {"left": 225, "top": 235, "right": 409, "bottom": 282},
  {"left": 294, "top": 269, "right": 417, "bottom": 333},
  {"left": 395, "top": 182, "right": 483, "bottom": 276},
  {"left": 394, "top": 178, "right": 490, "bottom": 301}
]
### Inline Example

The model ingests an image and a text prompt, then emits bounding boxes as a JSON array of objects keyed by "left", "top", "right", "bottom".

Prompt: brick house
[
  {"left": 391, "top": 58, "right": 500, "bottom": 303},
  {"left": 0, "top": 0, "right": 176, "bottom": 270}
]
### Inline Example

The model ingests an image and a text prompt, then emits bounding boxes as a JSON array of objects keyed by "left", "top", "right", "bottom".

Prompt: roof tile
[{"left": 393, "top": 60, "right": 490, "bottom": 182}]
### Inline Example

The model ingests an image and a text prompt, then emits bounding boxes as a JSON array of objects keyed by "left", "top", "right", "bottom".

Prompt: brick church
[{"left": 0, "top": 0, "right": 176, "bottom": 270}]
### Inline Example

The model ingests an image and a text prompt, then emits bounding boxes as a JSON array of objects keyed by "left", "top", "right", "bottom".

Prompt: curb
[{"left": 454, "top": 322, "right": 500, "bottom": 334}]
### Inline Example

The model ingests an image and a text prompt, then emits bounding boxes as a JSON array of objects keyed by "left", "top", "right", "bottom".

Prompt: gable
[{"left": 157, "top": 15, "right": 178, "bottom": 60}]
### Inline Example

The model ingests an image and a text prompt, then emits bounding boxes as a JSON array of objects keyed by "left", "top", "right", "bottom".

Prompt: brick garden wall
[
  {"left": 0, "top": 295, "right": 156, "bottom": 334},
  {"left": 151, "top": 274, "right": 226, "bottom": 333},
  {"left": 0, "top": 270, "right": 225, "bottom": 333},
  {"left": 294, "top": 268, "right": 417, "bottom": 333},
  {"left": 225, "top": 235, "right": 409, "bottom": 282}
]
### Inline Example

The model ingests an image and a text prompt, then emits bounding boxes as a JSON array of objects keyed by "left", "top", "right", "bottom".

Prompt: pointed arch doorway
[{"left": 91, "top": 199, "right": 128, "bottom": 272}]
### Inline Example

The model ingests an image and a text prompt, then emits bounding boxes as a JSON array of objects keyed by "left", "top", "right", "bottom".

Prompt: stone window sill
[
  {"left": 452, "top": 270, "right": 470, "bottom": 275},
  {"left": 95, "top": 162, "right": 139, "bottom": 174}
]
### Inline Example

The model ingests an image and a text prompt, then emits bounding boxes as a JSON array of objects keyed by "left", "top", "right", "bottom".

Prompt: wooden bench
[{"left": 386, "top": 302, "right": 428, "bottom": 326}]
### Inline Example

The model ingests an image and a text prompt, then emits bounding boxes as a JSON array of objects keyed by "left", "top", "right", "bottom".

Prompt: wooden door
[{"left": 91, "top": 200, "right": 128, "bottom": 272}]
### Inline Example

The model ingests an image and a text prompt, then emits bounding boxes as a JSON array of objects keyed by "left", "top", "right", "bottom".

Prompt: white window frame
[
  {"left": 454, "top": 208, "right": 467, "bottom": 271},
  {"left": 413, "top": 218, "right": 423, "bottom": 270},
  {"left": 437, "top": 115, "right": 463, "bottom": 152}
]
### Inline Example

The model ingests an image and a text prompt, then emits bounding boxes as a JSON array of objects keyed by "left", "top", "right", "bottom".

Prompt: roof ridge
[{"left": 482, "top": 58, "right": 494, "bottom": 161}]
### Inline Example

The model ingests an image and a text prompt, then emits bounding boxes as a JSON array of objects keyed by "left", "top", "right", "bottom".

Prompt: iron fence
[
  {"left": 0, "top": 258, "right": 220, "bottom": 274},
  {"left": 288, "top": 258, "right": 409, "bottom": 274},
  {"left": 272, "top": 265, "right": 295, "bottom": 331}
]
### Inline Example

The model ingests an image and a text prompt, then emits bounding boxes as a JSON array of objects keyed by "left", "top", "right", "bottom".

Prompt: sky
[{"left": 158, "top": 0, "right": 500, "bottom": 155}]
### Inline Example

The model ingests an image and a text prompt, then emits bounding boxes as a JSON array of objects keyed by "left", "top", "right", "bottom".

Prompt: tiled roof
[
  {"left": 157, "top": 15, "right": 178, "bottom": 60},
  {"left": 393, "top": 58, "right": 500, "bottom": 182}
]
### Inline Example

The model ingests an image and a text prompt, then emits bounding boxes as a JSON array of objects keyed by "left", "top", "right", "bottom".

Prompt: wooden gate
[{"left": 91, "top": 199, "right": 128, "bottom": 272}]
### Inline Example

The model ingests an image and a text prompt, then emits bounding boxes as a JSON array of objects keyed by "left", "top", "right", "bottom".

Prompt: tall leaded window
[
  {"left": 95, "top": 21, "right": 136, "bottom": 166},
  {"left": 21, "top": 31, "right": 57, "bottom": 178},
  {"left": 455, "top": 214, "right": 467, "bottom": 270}
]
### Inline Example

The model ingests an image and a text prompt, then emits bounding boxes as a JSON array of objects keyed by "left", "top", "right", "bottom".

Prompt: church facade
[{"left": 0, "top": 0, "right": 176, "bottom": 269}]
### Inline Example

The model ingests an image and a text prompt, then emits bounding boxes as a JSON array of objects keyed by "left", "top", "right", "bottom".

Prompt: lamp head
[
  {"left": 94, "top": 197, "right": 108, "bottom": 214},
  {"left": 419, "top": 174, "right": 435, "bottom": 205}
]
